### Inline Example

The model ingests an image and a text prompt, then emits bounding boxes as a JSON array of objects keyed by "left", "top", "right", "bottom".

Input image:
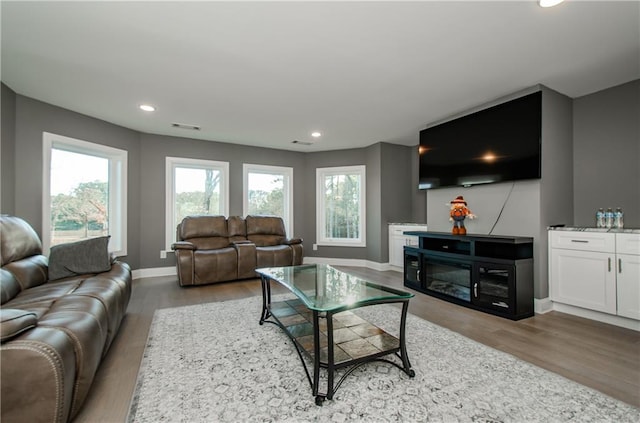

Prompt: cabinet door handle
[
  {"left": 618, "top": 258, "right": 622, "bottom": 273},
  {"left": 608, "top": 257, "right": 611, "bottom": 272},
  {"left": 474, "top": 283, "right": 478, "bottom": 298},
  {"left": 571, "top": 239, "right": 589, "bottom": 243},
  {"left": 417, "top": 270, "right": 420, "bottom": 280}
]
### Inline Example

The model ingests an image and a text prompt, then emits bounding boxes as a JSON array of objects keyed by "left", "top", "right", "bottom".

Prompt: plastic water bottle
[
  {"left": 596, "top": 208, "right": 605, "bottom": 228},
  {"left": 615, "top": 208, "right": 624, "bottom": 229},
  {"left": 605, "top": 208, "right": 614, "bottom": 229}
]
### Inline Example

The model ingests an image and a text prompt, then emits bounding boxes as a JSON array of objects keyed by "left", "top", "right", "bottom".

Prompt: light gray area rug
[{"left": 128, "top": 296, "right": 639, "bottom": 422}]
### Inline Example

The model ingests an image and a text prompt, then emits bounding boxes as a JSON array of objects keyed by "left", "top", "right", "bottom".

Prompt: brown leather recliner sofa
[
  {"left": 0, "top": 215, "right": 132, "bottom": 423},
  {"left": 172, "top": 215, "right": 303, "bottom": 286}
]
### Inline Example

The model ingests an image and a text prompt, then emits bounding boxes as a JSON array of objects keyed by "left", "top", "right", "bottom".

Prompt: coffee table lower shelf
[{"left": 259, "top": 298, "right": 415, "bottom": 405}]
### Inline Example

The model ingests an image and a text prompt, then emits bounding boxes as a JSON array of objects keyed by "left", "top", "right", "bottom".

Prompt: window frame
[
  {"left": 242, "top": 164, "right": 294, "bottom": 237},
  {"left": 42, "top": 132, "right": 128, "bottom": 256},
  {"left": 316, "top": 165, "right": 366, "bottom": 247},
  {"left": 165, "top": 157, "right": 230, "bottom": 250}
]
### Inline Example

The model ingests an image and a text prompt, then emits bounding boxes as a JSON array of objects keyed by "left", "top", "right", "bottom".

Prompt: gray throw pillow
[{"left": 48, "top": 236, "right": 112, "bottom": 281}]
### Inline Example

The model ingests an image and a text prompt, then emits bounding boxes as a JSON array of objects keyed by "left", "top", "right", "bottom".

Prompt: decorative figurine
[{"left": 449, "top": 195, "right": 476, "bottom": 235}]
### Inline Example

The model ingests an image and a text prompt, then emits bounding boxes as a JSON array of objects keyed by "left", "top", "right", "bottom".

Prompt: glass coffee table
[{"left": 256, "top": 264, "right": 415, "bottom": 405}]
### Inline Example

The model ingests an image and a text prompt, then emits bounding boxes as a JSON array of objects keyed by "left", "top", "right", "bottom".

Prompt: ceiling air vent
[
  {"left": 292, "top": 140, "right": 313, "bottom": 146},
  {"left": 171, "top": 122, "right": 201, "bottom": 131}
]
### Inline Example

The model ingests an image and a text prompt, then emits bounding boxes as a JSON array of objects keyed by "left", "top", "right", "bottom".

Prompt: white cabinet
[
  {"left": 388, "top": 224, "right": 427, "bottom": 269},
  {"left": 549, "top": 230, "right": 640, "bottom": 321},
  {"left": 550, "top": 248, "right": 617, "bottom": 314},
  {"left": 616, "top": 233, "right": 640, "bottom": 320}
]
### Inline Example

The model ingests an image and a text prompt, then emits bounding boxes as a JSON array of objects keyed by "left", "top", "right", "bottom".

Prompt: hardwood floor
[{"left": 73, "top": 268, "right": 640, "bottom": 422}]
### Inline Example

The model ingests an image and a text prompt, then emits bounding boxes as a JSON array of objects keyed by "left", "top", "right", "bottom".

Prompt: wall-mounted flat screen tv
[{"left": 419, "top": 91, "right": 541, "bottom": 190}]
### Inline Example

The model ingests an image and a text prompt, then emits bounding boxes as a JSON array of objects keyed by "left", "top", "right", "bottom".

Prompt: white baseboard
[
  {"left": 131, "top": 259, "right": 392, "bottom": 281},
  {"left": 534, "top": 297, "right": 554, "bottom": 314},
  {"left": 388, "top": 265, "right": 403, "bottom": 273},
  {"left": 550, "top": 302, "right": 640, "bottom": 331},
  {"left": 132, "top": 266, "right": 176, "bottom": 280},
  {"left": 303, "top": 257, "right": 392, "bottom": 272}
]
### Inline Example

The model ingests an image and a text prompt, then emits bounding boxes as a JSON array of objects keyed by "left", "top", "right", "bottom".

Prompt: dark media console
[{"left": 403, "top": 231, "right": 534, "bottom": 320}]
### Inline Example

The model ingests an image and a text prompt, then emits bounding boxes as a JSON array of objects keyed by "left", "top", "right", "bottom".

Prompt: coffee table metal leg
[
  {"left": 312, "top": 310, "right": 324, "bottom": 405},
  {"left": 259, "top": 275, "right": 271, "bottom": 325},
  {"left": 326, "top": 311, "right": 335, "bottom": 400},
  {"left": 399, "top": 300, "right": 415, "bottom": 377}
]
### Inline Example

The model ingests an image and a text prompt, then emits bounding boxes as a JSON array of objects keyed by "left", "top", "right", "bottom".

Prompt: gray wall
[
  {"left": 2, "top": 80, "right": 637, "bottom": 284},
  {"left": 365, "top": 143, "right": 383, "bottom": 263},
  {"left": 380, "top": 142, "right": 417, "bottom": 262},
  {"left": 303, "top": 147, "right": 369, "bottom": 261},
  {"left": 302, "top": 142, "right": 418, "bottom": 264},
  {"left": 138, "top": 133, "right": 308, "bottom": 269},
  {"left": 1, "top": 83, "right": 16, "bottom": 214},
  {"left": 6, "top": 93, "right": 143, "bottom": 268},
  {"left": 411, "top": 145, "right": 427, "bottom": 224},
  {"left": 573, "top": 79, "right": 640, "bottom": 228},
  {"left": 0, "top": 86, "right": 414, "bottom": 270},
  {"left": 425, "top": 85, "right": 574, "bottom": 299},
  {"left": 539, "top": 86, "right": 574, "bottom": 299}
]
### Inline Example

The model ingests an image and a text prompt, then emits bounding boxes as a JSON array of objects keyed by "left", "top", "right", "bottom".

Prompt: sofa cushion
[
  {"left": 246, "top": 215, "right": 286, "bottom": 246},
  {"left": 1, "top": 269, "right": 22, "bottom": 305},
  {"left": 0, "top": 215, "right": 43, "bottom": 266},
  {"left": 1, "top": 255, "right": 48, "bottom": 293},
  {"left": 227, "top": 216, "right": 247, "bottom": 242},
  {"left": 179, "top": 215, "right": 228, "bottom": 239},
  {"left": 190, "top": 237, "right": 231, "bottom": 250},
  {"left": 48, "top": 236, "right": 112, "bottom": 281},
  {"left": 194, "top": 248, "right": 238, "bottom": 283},
  {"left": 7, "top": 279, "right": 83, "bottom": 309},
  {"left": 256, "top": 244, "right": 294, "bottom": 268},
  {"left": 1, "top": 308, "right": 37, "bottom": 342}
]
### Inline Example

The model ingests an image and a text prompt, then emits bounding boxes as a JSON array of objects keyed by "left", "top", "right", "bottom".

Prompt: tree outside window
[
  {"left": 43, "top": 133, "right": 127, "bottom": 257},
  {"left": 316, "top": 166, "right": 366, "bottom": 247},
  {"left": 323, "top": 173, "right": 361, "bottom": 239},
  {"left": 243, "top": 164, "right": 293, "bottom": 236},
  {"left": 49, "top": 149, "right": 110, "bottom": 245},
  {"left": 174, "top": 167, "right": 221, "bottom": 226},
  {"left": 165, "top": 157, "right": 229, "bottom": 249}
]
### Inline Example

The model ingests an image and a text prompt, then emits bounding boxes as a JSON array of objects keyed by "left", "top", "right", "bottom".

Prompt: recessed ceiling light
[
  {"left": 139, "top": 104, "right": 156, "bottom": 112},
  {"left": 311, "top": 131, "right": 322, "bottom": 138},
  {"left": 539, "top": 0, "right": 565, "bottom": 7}
]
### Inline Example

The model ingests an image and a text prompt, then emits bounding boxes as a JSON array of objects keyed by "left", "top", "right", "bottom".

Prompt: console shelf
[{"left": 403, "top": 231, "right": 534, "bottom": 320}]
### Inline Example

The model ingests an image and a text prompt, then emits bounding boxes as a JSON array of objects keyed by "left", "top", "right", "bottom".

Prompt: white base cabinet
[
  {"left": 388, "top": 224, "right": 427, "bottom": 269},
  {"left": 616, "top": 233, "right": 640, "bottom": 320},
  {"left": 550, "top": 249, "right": 617, "bottom": 314},
  {"left": 549, "top": 230, "right": 640, "bottom": 322}
]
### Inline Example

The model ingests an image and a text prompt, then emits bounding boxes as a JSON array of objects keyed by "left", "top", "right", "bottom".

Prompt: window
[
  {"left": 316, "top": 165, "right": 366, "bottom": 247},
  {"left": 166, "top": 157, "right": 229, "bottom": 248},
  {"left": 42, "top": 132, "right": 127, "bottom": 256},
  {"left": 243, "top": 164, "right": 293, "bottom": 236}
]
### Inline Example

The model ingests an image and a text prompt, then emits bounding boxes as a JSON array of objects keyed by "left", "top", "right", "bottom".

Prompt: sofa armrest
[
  {"left": 283, "top": 238, "right": 303, "bottom": 245},
  {"left": 233, "top": 241, "right": 257, "bottom": 279},
  {"left": 1, "top": 309, "right": 37, "bottom": 343},
  {"left": 171, "top": 241, "right": 196, "bottom": 251}
]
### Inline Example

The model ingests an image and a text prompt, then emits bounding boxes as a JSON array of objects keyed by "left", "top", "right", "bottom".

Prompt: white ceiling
[{"left": 2, "top": 1, "right": 639, "bottom": 152}]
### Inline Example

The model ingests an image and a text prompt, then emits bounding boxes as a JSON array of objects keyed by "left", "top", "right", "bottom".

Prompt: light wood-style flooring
[{"left": 73, "top": 267, "right": 640, "bottom": 422}]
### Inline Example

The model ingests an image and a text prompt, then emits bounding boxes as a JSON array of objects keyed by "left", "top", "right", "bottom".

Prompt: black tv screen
[{"left": 419, "top": 91, "right": 542, "bottom": 190}]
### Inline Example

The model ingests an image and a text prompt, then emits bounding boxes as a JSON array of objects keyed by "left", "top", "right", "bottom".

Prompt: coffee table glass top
[{"left": 256, "top": 264, "right": 413, "bottom": 312}]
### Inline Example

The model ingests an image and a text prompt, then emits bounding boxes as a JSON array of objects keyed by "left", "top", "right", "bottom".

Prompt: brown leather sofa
[
  {"left": 172, "top": 215, "right": 303, "bottom": 286},
  {"left": 0, "top": 215, "right": 132, "bottom": 423}
]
